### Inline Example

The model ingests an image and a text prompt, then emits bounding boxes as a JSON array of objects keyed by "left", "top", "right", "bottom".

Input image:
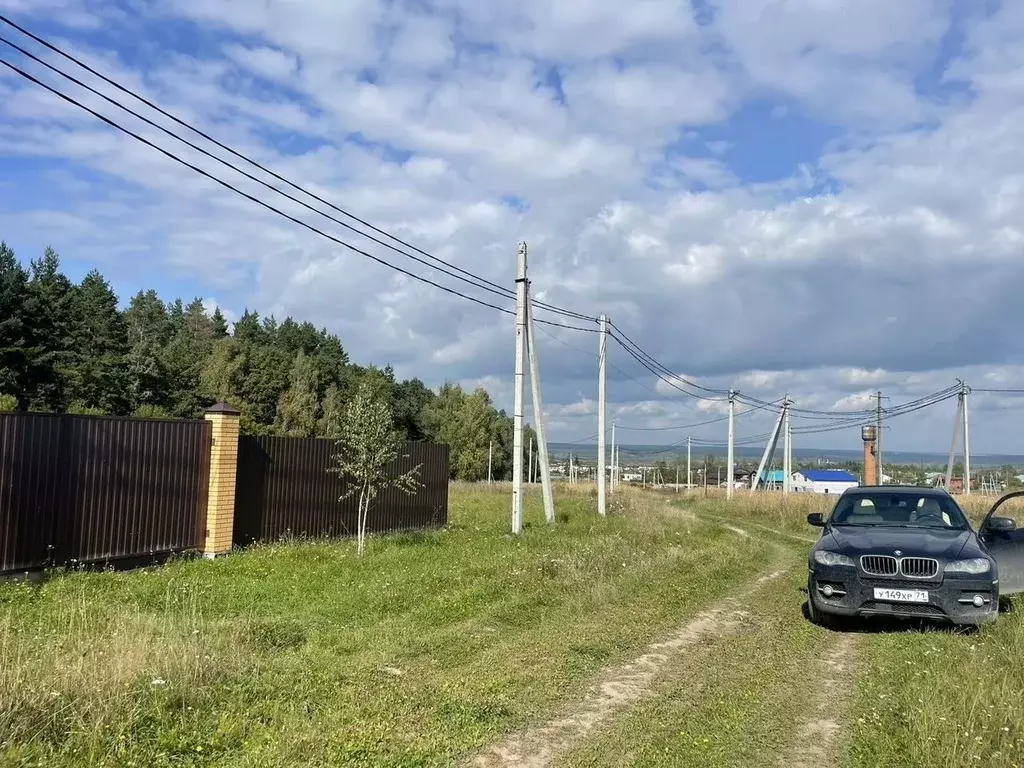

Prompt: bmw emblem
[{"left": 894, "top": 550, "right": 902, "bottom": 556}]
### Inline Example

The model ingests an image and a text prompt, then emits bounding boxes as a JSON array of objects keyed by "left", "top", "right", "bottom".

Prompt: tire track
[
  {"left": 776, "top": 634, "right": 860, "bottom": 768},
  {"left": 467, "top": 568, "right": 789, "bottom": 768}
]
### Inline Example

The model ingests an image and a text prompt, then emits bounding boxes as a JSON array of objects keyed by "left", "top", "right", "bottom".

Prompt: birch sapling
[{"left": 330, "top": 378, "right": 421, "bottom": 556}]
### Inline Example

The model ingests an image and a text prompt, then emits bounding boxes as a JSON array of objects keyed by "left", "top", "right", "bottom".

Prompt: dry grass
[{"left": 0, "top": 482, "right": 771, "bottom": 767}]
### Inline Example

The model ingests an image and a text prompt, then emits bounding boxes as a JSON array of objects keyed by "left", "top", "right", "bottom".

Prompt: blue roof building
[
  {"left": 794, "top": 469, "right": 860, "bottom": 493},
  {"left": 800, "top": 470, "right": 858, "bottom": 483}
]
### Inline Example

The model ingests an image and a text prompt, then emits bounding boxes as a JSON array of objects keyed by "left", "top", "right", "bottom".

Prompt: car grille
[
  {"left": 900, "top": 557, "right": 939, "bottom": 579},
  {"left": 861, "top": 555, "right": 898, "bottom": 576},
  {"left": 860, "top": 555, "right": 939, "bottom": 579},
  {"left": 861, "top": 601, "right": 944, "bottom": 617}
]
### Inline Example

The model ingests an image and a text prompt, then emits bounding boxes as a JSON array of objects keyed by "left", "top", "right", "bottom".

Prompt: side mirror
[
  {"left": 987, "top": 516, "right": 1017, "bottom": 533},
  {"left": 807, "top": 513, "right": 826, "bottom": 527}
]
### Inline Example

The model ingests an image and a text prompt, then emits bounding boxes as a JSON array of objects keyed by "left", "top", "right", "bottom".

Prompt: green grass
[
  {"left": 847, "top": 613, "right": 1024, "bottom": 768},
  {"left": 0, "top": 484, "right": 776, "bottom": 768}
]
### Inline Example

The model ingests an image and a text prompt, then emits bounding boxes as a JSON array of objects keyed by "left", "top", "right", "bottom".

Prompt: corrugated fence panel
[
  {"left": 0, "top": 412, "right": 211, "bottom": 575},
  {"left": 0, "top": 413, "right": 64, "bottom": 572},
  {"left": 234, "top": 436, "right": 449, "bottom": 546}
]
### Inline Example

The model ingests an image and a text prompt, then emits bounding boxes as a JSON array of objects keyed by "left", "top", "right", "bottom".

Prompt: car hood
[{"left": 824, "top": 526, "right": 972, "bottom": 560}]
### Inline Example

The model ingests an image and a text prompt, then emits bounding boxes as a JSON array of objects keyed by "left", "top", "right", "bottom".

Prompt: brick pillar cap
[{"left": 206, "top": 402, "right": 241, "bottom": 415}]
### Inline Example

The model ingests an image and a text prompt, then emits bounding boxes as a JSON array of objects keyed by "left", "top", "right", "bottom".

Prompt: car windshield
[{"left": 829, "top": 493, "right": 969, "bottom": 530}]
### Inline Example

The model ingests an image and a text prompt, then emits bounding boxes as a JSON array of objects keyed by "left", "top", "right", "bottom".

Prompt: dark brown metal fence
[
  {"left": 0, "top": 413, "right": 211, "bottom": 574},
  {"left": 233, "top": 436, "right": 449, "bottom": 546}
]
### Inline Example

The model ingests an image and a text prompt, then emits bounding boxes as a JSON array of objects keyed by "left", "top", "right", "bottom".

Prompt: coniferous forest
[{"left": 0, "top": 242, "right": 532, "bottom": 481}]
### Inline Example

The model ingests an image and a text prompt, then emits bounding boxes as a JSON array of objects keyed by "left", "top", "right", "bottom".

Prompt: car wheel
[{"left": 807, "top": 578, "right": 837, "bottom": 629}]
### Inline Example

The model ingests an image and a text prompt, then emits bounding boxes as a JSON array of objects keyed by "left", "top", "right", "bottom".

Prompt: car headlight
[
  {"left": 944, "top": 558, "right": 992, "bottom": 574},
  {"left": 812, "top": 550, "right": 855, "bottom": 567}
]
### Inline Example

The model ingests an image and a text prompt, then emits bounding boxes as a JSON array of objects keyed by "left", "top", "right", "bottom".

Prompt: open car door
[{"left": 979, "top": 490, "right": 1024, "bottom": 595}]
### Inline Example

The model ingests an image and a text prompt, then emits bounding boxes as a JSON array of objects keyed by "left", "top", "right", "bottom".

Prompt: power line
[
  {"left": 0, "top": 30, "right": 600, "bottom": 327},
  {"left": 607, "top": 323, "right": 730, "bottom": 398},
  {"left": 0, "top": 56, "right": 600, "bottom": 333}
]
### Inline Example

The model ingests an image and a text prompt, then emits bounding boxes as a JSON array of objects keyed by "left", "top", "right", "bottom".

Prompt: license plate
[{"left": 873, "top": 587, "right": 929, "bottom": 603}]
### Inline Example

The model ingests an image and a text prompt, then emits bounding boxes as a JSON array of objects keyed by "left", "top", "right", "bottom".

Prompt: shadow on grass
[{"left": 801, "top": 599, "right": 982, "bottom": 636}]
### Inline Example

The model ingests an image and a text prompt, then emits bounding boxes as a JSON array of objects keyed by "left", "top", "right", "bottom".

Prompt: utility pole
[
  {"left": 876, "top": 391, "right": 884, "bottom": 485},
  {"left": 488, "top": 440, "right": 493, "bottom": 484},
  {"left": 944, "top": 390, "right": 964, "bottom": 492},
  {"left": 525, "top": 287, "right": 555, "bottom": 522},
  {"left": 687, "top": 436, "right": 692, "bottom": 490},
  {"left": 726, "top": 390, "right": 736, "bottom": 499},
  {"left": 675, "top": 463, "right": 679, "bottom": 491},
  {"left": 569, "top": 452, "right": 574, "bottom": 484},
  {"left": 511, "top": 243, "right": 528, "bottom": 534},
  {"left": 750, "top": 400, "right": 786, "bottom": 493},
  {"left": 783, "top": 398, "right": 791, "bottom": 494},
  {"left": 597, "top": 314, "right": 608, "bottom": 516},
  {"left": 528, "top": 437, "right": 534, "bottom": 484},
  {"left": 610, "top": 421, "right": 616, "bottom": 495},
  {"left": 963, "top": 383, "right": 971, "bottom": 495}
]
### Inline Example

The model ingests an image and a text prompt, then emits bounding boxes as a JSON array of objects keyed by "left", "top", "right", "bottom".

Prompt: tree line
[{"left": 0, "top": 242, "right": 534, "bottom": 481}]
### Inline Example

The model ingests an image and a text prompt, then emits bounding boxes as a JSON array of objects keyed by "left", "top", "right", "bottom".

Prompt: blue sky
[{"left": 2, "top": 0, "right": 1024, "bottom": 453}]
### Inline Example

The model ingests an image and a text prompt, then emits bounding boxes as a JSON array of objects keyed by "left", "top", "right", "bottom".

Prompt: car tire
[{"left": 807, "top": 578, "right": 838, "bottom": 629}]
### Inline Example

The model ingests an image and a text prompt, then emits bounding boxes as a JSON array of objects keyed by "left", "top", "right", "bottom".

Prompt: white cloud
[{"left": 4, "top": 0, "right": 1024, "bottom": 453}]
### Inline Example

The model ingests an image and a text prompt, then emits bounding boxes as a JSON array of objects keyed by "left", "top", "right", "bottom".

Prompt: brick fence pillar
[{"left": 203, "top": 402, "right": 241, "bottom": 558}]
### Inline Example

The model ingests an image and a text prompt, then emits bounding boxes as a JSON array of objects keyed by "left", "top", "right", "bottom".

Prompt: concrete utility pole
[
  {"left": 726, "top": 390, "right": 736, "bottom": 498},
  {"left": 597, "top": 314, "right": 608, "bottom": 516},
  {"left": 610, "top": 421, "right": 616, "bottom": 495},
  {"left": 963, "top": 383, "right": 971, "bottom": 495},
  {"left": 783, "top": 398, "right": 792, "bottom": 494},
  {"left": 786, "top": 422, "right": 793, "bottom": 493},
  {"left": 511, "top": 242, "right": 528, "bottom": 534},
  {"left": 528, "top": 437, "right": 534, "bottom": 484},
  {"left": 488, "top": 440, "right": 493, "bottom": 484},
  {"left": 525, "top": 287, "right": 555, "bottom": 523},
  {"left": 687, "top": 436, "right": 692, "bottom": 489},
  {"left": 750, "top": 399, "right": 786, "bottom": 494},
  {"left": 944, "top": 390, "right": 964, "bottom": 492}
]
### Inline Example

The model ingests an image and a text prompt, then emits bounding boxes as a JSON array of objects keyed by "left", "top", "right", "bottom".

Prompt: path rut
[
  {"left": 468, "top": 569, "right": 788, "bottom": 768},
  {"left": 776, "top": 634, "right": 860, "bottom": 768}
]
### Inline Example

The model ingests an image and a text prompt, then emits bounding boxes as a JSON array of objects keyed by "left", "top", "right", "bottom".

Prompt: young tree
[
  {"left": 330, "top": 377, "right": 421, "bottom": 556},
  {"left": 318, "top": 383, "right": 345, "bottom": 438},
  {"left": 275, "top": 350, "right": 320, "bottom": 437}
]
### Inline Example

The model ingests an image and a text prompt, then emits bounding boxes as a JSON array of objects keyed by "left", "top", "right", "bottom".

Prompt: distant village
[{"left": 544, "top": 454, "right": 1023, "bottom": 495}]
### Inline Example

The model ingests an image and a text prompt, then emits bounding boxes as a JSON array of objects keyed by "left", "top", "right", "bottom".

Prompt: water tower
[{"left": 861, "top": 425, "right": 878, "bottom": 486}]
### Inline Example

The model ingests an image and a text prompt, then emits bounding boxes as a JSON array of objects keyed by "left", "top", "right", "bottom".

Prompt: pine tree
[
  {"left": 66, "top": 269, "right": 130, "bottom": 413},
  {"left": 275, "top": 351, "right": 320, "bottom": 437},
  {"left": 23, "top": 247, "right": 75, "bottom": 411},
  {"left": 125, "top": 290, "right": 172, "bottom": 411},
  {"left": 210, "top": 307, "right": 229, "bottom": 338},
  {"left": 0, "top": 242, "right": 28, "bottom": 403},
  {"left": 162, "top": 298, "right": 216, "bottom": 417}
]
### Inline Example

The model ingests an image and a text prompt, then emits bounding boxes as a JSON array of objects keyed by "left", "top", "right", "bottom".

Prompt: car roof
[{"left": 843, "top": 485, "right": 949, "bottom": 497}]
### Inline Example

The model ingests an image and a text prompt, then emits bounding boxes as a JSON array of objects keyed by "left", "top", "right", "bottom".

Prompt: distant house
[
  {"left": 793, "top": 469, "right": 859, "bottom": 495},
  {"left": 757, "top": 469, "right": 787, "bottom": 487}
]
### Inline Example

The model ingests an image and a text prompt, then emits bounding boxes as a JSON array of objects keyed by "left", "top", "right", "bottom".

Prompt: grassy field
[
  {"left": 0, "top": 483, "right": 777, "bottom": 768},
  {"left": 4, "top": 484, "right": 1024, "bottom": 767}
]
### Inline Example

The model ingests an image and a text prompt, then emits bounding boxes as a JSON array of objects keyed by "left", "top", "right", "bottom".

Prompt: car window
[{"left": 830, "top": 493, "right": 968, "bottom": 529}]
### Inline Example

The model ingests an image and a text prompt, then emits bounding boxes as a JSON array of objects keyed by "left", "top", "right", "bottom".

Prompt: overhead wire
[
  {"left": 0, "top": 15, "right": 600, "bottom": 325},
  {"left": 0, "top": 55, "right": 599, "bottom": 332}
]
